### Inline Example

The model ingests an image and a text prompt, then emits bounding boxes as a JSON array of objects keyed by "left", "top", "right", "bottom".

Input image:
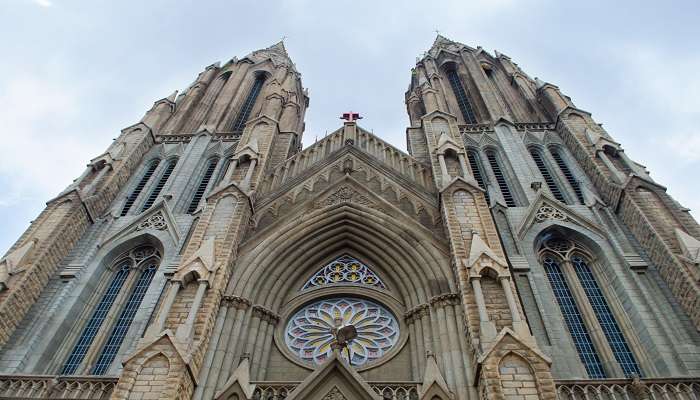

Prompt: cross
[
  {"left": 340, "top": 111, "right": 362, "bottom": 123},
  {"left": 434, "top": 29, "right": 440, "bottom": 35},
  {"left": 280, "top": 35, "right": 288, "bottom": 42}
]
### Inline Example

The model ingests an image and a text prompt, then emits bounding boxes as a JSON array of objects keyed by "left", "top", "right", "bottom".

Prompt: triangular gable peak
[
  {"left": 286, "top": 352, "right": 378, "bottom": 400},
  {"left": 477, "top": 328, "right": 552, "bottom": 374},
  {"left": 102, "top": 200, "right": 181, "bottom": 247},
  {"left": 215, "top": 357, "right": 256, "bottom": 400},
  {"left": 516, "top": 191, "right": 606, "bottom": 240},
  {"left": 427, "top": 35, "right": 475, "bottom": 59},
  {"left": 419, "top": 353, "right": 453, "bottom": 400}
]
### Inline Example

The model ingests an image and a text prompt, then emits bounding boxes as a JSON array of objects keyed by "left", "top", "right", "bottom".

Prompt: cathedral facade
[{"left": 0, "top": 36, "right": 699, "bottom": 400}]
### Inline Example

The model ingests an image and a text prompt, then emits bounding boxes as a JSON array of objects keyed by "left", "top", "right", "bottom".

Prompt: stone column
[
  {"left": 438, "top": 153, "right": 450, "bottom": 186},
  {"left": 472, "top": 277, "right": 497, "bottom": 347},
  {"left": 500, "top": 277, "right": 531, "bottom": 339},
  {"left": 151, "top": 280, "right": 181, "bottom": 335},
  {"left": 240, "top": 158, "right": 257, "bottom": 191},
  {"left": 176, "top": 281, "right": 208, "bottom": 343}
]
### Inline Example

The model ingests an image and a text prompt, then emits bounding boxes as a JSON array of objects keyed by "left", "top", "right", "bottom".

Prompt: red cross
[{"left": 340, "top": 111, "right": 362, "bottom": 122}]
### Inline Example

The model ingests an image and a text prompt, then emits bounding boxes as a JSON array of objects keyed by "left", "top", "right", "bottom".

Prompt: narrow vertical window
[
  {"left": 485, "top": 150, "right": 516, "bottom": 207},
  {"left": 571, "top": 256, "right": 641, "bottom": 377},
  {"left": 92, "top": 261, "right": 158, "bottom": 375},
  {"left": 467, "top": 150, "right": 490, "bottom": 203},
  {"left": 214, "top": 156, "right": 232, "bottom": 187},
  {"left": 141, "top": 158, "right": 178, "bottom": 211},
  {"left": 187, "top": 157, "right": 220, "bottom": 214},
  {"left": 550, "top": 148, "right": 585, "bottom": 204},
  {"left": 61, "top": 261, "right": 131, "bottom": 375},
  {"left": 231, "top": 74, "right": 266, "bottom": 132},
  {"left": 543, "top": 256, "right": 606, "bottom": 379},
  {"left": 529, "top": 148, "right": 566, "bottom": 203},
  {"left": 446, "top": 68, "right": 478, "bottom": 124},
  {"left": 121, "top": 160, "right": 160, "bottom": 216}
]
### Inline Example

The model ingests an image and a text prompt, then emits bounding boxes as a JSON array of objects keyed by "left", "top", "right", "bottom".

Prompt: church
[{"left": 0, "top": 36, "right": 699, "bottom": 400}]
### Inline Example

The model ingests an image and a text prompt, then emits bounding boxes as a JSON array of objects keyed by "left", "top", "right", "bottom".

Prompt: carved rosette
[{"left": 136, "top": 212, "right": 168, "bottom": 231}]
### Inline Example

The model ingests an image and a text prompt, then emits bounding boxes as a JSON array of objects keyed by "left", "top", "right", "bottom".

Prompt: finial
[{"left": 340, "top": 111, "right": 362, "bottom": 123}]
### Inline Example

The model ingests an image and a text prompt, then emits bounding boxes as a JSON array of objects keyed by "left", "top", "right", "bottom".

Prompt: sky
[{"left": 0, "top": 0, "right": 698, "bottom": 253}]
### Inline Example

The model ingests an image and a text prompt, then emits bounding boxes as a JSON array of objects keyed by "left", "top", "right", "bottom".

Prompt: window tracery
[
  {"left": 61, "top": 245, "right": 161, "bottom": 375},
  {"left": 302, "top": 255, "right": 387, "bottom": 290},
  {"left": 285, "top": 297, "right": 399, "bottom": 366},
  {"left": 539, "top": 237, "right": 641, "bottom": 378}
]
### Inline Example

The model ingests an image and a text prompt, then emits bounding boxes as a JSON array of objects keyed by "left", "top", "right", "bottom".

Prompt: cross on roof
[{"left": 340, "top": 111, "right": 362, "bottom": 123}]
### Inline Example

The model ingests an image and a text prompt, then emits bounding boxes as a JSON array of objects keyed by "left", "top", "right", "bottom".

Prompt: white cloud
[{"left": 33, "top": 0, "right": 52, "bottom": 7}]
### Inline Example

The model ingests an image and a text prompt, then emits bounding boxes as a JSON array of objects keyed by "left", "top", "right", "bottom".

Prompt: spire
[{"left": 266, "top": 40, "right": 289, "bottom": 56}]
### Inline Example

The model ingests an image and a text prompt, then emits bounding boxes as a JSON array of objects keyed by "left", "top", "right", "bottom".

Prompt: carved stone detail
[
  {"left": 534, "top": 205, "right": 567, "bottom": 223},
  {"left": 321, "top": 386, "right": 347, "bottom": 400},
  {"left": 136, "top": 212, "right": 168, "bottom": 231},
  {"left": 316, "top": 186, "right": 377, "bottom": 210}
]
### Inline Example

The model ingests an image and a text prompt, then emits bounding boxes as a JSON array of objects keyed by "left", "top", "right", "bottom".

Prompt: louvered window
[
  {"left": 141, "top": 158, "right": 177, "bottom": 211},
  {"left": 92, "top": 262, "right": 158, "bottom": 375},
  {"left": 231, "top": 75, "right": 265, "bottom": 132},
  {"left": 121, "top": 160, "right": 159, "bottom": 216},
  {"left": 61, "top": 261, "right": 131, "bottom": 374},
  {"left": 572, "top": 256, "right": 641, "bottom": 377},
  {"left": 485, "top": 151, "right": 516, "bottom": 207},
  {"left": 446, "top": 69, "right": 478, "bottom": 124},
  {"left": 550, "top": 148, "right": 585, "bottom": 204},
  {"left": 467, "top": 150, "right": 490, "bottom": 203},
  {"left": 529, "top": 148, "right": 566, "bottom": 203},
  {"left": 187, "top": 157, "right": 219, "bottom": 214},
  {"left": 543, "top": 256, "right": 606, "bottom": 379}
]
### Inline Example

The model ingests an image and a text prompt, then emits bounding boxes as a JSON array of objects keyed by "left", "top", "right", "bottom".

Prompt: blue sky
[{"left": 1, "top": 0, "right": 698, "bottom": 253}]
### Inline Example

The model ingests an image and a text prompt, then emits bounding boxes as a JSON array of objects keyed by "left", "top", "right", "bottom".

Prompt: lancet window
[
  {"left": 529, "top": 148, "right": 566, "bottom": 203},
  {"left": 141, "top": 158, "right": 177, "bottom": 212},
  {"left": 120, "top": 159, "right": 160, "bottom": 216},
  {"left": 549, "top": 147, "right": 585, "bottom": 204},
  {"left": 467, "top": 149, "right": 490, "bottom": 203},
  {"left": 485, "top": 150, "right": 516, "bottom": 207},
  {"left": 446, "top": 68, "right": 478, "bottom": 124},
  {"left": 231, "top": 74, "right": 266, "bottom": 132},
  {"left": 540, "top": 236, "right": 641, "bottom": 378},
  {"left": 61, "top": 246, "right": 161, "bottom": 375},
  {"left": 187, "top": 157, "right": 220, "bottom": 214}
]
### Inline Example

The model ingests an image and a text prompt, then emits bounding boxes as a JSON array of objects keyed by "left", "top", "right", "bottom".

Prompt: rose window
[{"left": 285, "top": 298, "right": 399, "bottom": 366}]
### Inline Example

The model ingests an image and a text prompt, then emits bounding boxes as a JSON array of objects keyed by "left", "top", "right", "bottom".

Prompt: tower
[{"left": 0, "top": 36, "right": 698, "bottom": 400}]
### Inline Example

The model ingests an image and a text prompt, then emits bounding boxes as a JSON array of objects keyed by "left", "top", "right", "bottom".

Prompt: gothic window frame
[
  {"left": 186, "top": 156, "right": 221, "bottom": 214},
  {"left": 483, "top": 147, "right": 520, "bottom": 207},
  {"left": 230, "top": 71, "right": 268, "bottom": 133},
  {"left": 120, "top": 158, "right": 161, "bottom": 216},
  {"left": 466, "top": 147, "right": 490, "bottom": 204},
  {"left": 527, "top": 145, "right": 569, "bottom": 204},
  {"left": 301, "top": 255, "right": 388, "bottom": 291},
  {"left": 141, "top": 157, "right": 178, "bottom": 212},
  {"left": 538, "top": 236, "right": 643, "bottom": 378},
  {"left": 547, "top": 145, "right": 585, "bottom": 205},
  {"left": 59, "top": 245, "right": 163, "bottom": 376},
  {"left": 443, "top": 63, "right": 478, "bottom": 125}
]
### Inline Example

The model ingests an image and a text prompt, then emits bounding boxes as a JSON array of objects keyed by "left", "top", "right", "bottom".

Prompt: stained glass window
[
  {"left": 571, "top": 255, "right": 641, "bottom": 377},
  {"left": 543, "top": 256, "right": 606, "bottom": 379},
  {"left": 285, "top": 298, "right": 399, "bottom": 366},
  {"left": 302, "top": 255, "right": 386, "bottom": 290},
  {"left": 61, "top": 260, "right": 131, "bottom": 375}
]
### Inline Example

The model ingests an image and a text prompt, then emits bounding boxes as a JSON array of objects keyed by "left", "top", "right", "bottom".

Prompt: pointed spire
[
  {"left": 215, "top": 357, "right": 255, "bottom": 400},
  {"left": 534, "top": 77, "right": 546, "bottom": 89},
  {"left": 166, "top": 90, "right": 178, "bottom": 102},
  {"left": 266, "top": 40, "right": 289, "bottom": 56}
]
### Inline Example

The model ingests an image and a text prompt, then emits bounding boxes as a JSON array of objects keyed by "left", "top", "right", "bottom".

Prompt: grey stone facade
[{"left": 0, "top": 37, "right": 698, "bottom": 400}]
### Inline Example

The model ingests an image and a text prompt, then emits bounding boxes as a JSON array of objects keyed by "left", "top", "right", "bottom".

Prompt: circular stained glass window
[{"left": 285, "top": 298, "right": 400, "bottom": 366}]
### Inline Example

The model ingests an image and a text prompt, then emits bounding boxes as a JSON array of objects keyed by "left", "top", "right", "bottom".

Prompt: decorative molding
[{"left": 135, "top": 211, "right": 168, "bottom": 231}]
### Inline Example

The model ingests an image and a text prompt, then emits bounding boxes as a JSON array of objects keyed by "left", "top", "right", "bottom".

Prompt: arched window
[
  {"left": 61, "top": 246, "right": 161, "bottom": 375},
  {"left": 529, "top": 148, "right": 566, "bottom": 203},
  {"left": 187, "top": 157, "right": 220, "bottom": 214},
  {"left": 141, "top": 158, "right": 178, "bottom": 212},
  {"left": 549, "top": 148, "right": 585, "bottom": 204},
  {"left": 540, "top": 237, "right": 641, "bottom": 378},
  {"left": 445, "top": 67, "right": 478, "bottom": 124},
  {"left": 485, "top": 150, "right": 516, "bottom": 207},
  {"left": 231, "top": 74, "right": 266, "bottom": 132},
  {"left": 121, "top": 160, "right": 160, "bottom": 216},
  {"left": 466, "top": 149, "right": 490, "bottom": 203}
]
